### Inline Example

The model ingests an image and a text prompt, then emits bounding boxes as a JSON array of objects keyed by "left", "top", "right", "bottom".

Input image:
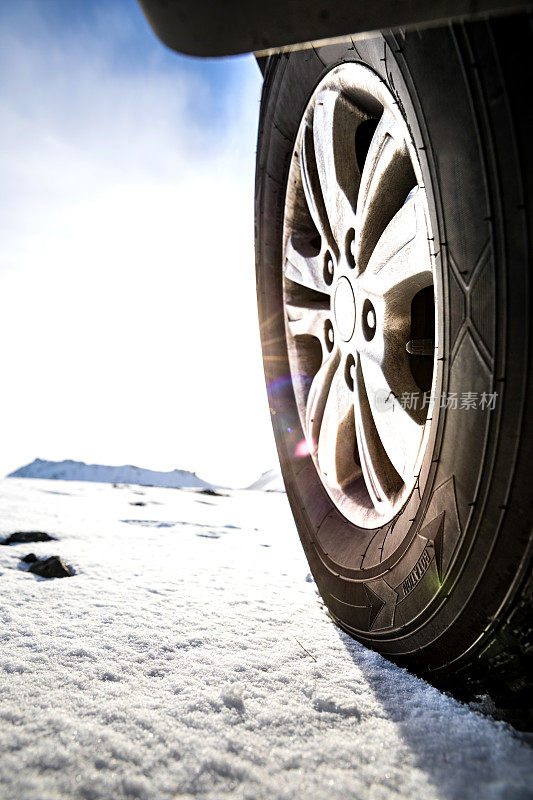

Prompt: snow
[
  {"left": 0, "top": 477, "right": 531, "bottom": 800},
  {"left": 246, "top": 468, "right": 285, "bottom": 492},
  {"left": 9, "top": 459, "right": 215, "bottom": 490}
]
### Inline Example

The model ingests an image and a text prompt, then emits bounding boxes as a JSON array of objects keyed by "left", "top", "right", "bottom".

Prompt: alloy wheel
[{"left": 283, "top": 63, "right": 438, "bottom": 527}]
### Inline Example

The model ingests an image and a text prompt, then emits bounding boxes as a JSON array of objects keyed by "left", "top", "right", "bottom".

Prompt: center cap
[{"left": 334, "top": 277, "right": 356, "bottom": 341}]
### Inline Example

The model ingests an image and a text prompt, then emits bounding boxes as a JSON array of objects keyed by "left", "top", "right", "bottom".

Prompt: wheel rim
[{"left": 283, "top": 63, "right": 439, "bottom": 528}]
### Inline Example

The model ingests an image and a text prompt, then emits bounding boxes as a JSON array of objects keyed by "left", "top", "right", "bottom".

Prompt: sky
[{"left": 0, "top": 0, "right": 279, "bottom": 487}]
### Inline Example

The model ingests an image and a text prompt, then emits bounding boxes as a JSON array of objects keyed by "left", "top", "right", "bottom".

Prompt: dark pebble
[
  {"left": 29, "top": 556, "right": 73, "bottom": 579},
  {"left": 2, "top": 531, "right": 56, "bottom": 545}
]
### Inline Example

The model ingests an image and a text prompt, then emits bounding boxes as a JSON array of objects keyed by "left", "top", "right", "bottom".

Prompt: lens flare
[{"left": 294, "top": 438, "right": 312, "bottom": 458}]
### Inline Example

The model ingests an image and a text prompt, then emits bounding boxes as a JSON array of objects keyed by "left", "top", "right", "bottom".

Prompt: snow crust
[{"left": 0, "top": 478, "right": 531, "bottom": 800}]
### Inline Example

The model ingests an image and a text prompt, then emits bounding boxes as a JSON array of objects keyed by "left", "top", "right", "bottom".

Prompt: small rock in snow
[
  {"left": 21, "top": 553, "right": 38, "bottom": 563},
  {"left": 28, "top": 556, "right": 73, "bottom": 579},
  {"left": 2, "top": 531, "right": 56, "bottom": 545}
]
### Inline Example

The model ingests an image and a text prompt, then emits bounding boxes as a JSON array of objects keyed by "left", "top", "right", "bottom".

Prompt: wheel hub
[{"left": 333, "top": 278, "right": 356, "bottom": 341}]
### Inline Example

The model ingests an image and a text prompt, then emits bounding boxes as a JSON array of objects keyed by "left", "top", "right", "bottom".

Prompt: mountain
[
  {"left": 8, "top": 459, "right": 215, "bottom": 490},
  {"left": 247, "top": 468, "right": 285, "bottom": 492}
]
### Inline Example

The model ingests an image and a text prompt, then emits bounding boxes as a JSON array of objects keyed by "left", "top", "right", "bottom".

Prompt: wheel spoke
[
  {"left": 358, "top": 351, "right": 425, "bottom": 482},
  {"left": 360, "top": 187, "right": 432, "bottom": 304},
  {"left": 286, "top": 303, "right": 329, "bottom": 342},
  {"left": 313, "top": 89, "right": 362, "bottom": 244},
  {"left": 316, "top": 362, "right": 358, "bottom": 489},
  {"left": 353, "top": 111, "right": 416, "bottom": 273},
  {"left": 353, "top": 359, "right": 402, "bottom": 509},
  {"left": 284, "top": 236, "right": 329, "bottom": 294},
  {"left": 300, "top": 123, "right": 334, "bottom": 247},
  {"left": 305, "top": 349, "right": 340, "bottom": 455}
]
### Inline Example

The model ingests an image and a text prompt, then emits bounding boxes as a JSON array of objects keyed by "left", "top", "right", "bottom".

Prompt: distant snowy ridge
[
  {"left": 8, "top": 459, "right": 215, "bottom": 490},
  {"left": 247, "top": 468, "right": 285, "bottom": 492}
]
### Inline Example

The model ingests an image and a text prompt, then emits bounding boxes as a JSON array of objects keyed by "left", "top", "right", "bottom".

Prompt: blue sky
[{"left": 0, "top": 0, "right": 277, "bottom": 485}]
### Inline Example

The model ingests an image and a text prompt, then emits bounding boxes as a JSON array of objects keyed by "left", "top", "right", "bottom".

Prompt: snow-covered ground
[{"left": 0, "top": 477, "right": 531, "bottom": 800}]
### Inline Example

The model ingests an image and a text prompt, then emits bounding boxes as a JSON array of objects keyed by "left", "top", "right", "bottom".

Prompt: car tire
[{"left": 255, "top": 14, "right": 533, "bottom": 716}]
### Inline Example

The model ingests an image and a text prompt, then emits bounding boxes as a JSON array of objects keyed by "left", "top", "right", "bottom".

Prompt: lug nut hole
[
  {"left": 325, "top": 319, "right": 335, "bottom": 352},
  {"left": 346, "top": 229, "right": 356, "bottom": 269},
  {"left": 362, "top": 298, "right": 376, "bottom": 341},
  {"left": 345, "top": 354, "right": 356, "bottom": 391},
  {"left": 323, "top": 252, "right": 334, "bottom": 286}
]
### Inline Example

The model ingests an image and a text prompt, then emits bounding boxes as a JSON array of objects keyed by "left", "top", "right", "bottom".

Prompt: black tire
[{"left": 255, "top": 15, "right": 533, "bottom": 715}]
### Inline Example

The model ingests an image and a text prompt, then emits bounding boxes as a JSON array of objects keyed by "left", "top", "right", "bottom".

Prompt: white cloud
[{"left": 0, "top": 1, "right": 277, "bottom": 486}]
